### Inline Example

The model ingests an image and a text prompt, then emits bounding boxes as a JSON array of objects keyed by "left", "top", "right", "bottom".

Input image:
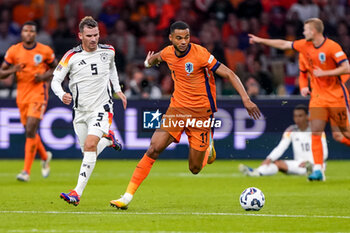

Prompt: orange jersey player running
[
  {"left": 0, "top": 21, "right": 57, "bottom": 182},
  {"left": 110, "top": 21, "right": 261, "bottom": 210},
  {"left": 249, "top": 18, "right": 350, "bottom": 181}
]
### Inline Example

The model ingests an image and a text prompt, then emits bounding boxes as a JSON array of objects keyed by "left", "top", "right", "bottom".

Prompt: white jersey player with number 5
[
  {"left": 239, "top": 105, "right": 328, "bottom": 177},
  {"left": 51, "top": 16, "right": 127, "bottom": 206}
]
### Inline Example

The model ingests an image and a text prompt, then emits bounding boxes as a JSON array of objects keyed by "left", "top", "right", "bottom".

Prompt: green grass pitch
[{"left": 0, "top": 159, "right": 350, "bottom": 233}]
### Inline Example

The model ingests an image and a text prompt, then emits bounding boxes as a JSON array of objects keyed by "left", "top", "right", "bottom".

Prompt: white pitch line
[
  {"left": 0, "top": 172, "right": 242, "bottom": 178},
  {"left": 7, "top": 230, "right": 194, "bottom": 233},
  {"left": 0, "top": 210, "right": 349, "bottom": 219}
]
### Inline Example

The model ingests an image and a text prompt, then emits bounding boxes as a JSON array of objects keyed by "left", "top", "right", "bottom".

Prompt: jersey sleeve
[
  {"left": 291, "top": 39, "right": 305, "bottom": 53},
  {"left": 109, "top": 49, "right": 121, "bottom": 93},
  {"left": 44, "top": 46, "right": 56, "bottom": 65},
  {"left": 4, "top": 45, "right": 16, "bottom": 65},
  {"left": 51, "top": 50, "right": 72, "bottom": 101},
  {"left": 298, "top": 53, "right": 309, "bottom": 90},
  {"left": 266, "top": 126, "right": 293, "bottom": 161},
  {"left": 200, "top": 46, "right": 220, "bottom": 72},
  {"left": 159, "top": 46, "right": 172, "bottom": 63},
  {"left": 330, "top": 42, "right": 348, "bottom": 65}
]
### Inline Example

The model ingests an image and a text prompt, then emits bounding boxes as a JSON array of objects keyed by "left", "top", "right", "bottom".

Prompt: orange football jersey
[
  {"left": 293, "top": 38, "right": 348, "bottom": 102},
  {"left": 298, "top": 53, "right": 309, "bottom": 90},
  {"left": 4, "top": 42, "right": 55, "bottom": 103},
  {"left": 160, "top": 43, "right": 220, "bottom": 116}
]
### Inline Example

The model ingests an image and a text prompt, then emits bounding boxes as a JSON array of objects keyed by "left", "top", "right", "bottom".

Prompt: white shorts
[{"left": 73, "top": 107, "right": 113, "bottom": 150}]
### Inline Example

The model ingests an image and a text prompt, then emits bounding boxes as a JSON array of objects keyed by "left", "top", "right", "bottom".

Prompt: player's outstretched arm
[
  {"left": 248, "top": 34, "right": 293, "bottom": 50},
  {"left": 215, "top": 64, "right": 261, "bottom": 120},
  {"left": 313, "top": 61, "right": 350, "bottom": 77},
  {"left": 0, "top": 62, "right": 22, "bottom": 79},
  {"left": 144, "top": 51, "right": 163, "bottom": 68}
]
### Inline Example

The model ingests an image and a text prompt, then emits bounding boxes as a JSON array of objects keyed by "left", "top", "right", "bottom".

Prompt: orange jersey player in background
[
  {"left": 0, "top": 21, "right": 57, "bottom": 182},
  {"left": 110, "top": 21, "right": 261, "bottom": 210},
  {"left": 249, "top": 18, "right": 350, "bottom": 181},
  {"left": 298, "top": 53, "right": 350, "bottom": 148}
]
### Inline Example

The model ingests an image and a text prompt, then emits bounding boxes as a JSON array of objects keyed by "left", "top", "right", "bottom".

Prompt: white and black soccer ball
[{"left": 239, "top": 187, "right": 265, "bottom": 211}]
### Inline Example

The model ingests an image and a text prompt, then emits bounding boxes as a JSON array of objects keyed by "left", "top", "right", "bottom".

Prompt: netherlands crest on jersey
[
  {"left": 185, "top": 62, "right": 193, "bottom": 74},
  {"left": 318, "top": 52, "right": 326, "bottom": 64},
  {"left": 34, "top": 54, "right": 43, "bottom": 65}
]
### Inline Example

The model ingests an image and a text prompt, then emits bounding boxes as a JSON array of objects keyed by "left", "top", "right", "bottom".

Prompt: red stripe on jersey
[{"left": 60, "top": 50, "right": 77, "bottom": 67}]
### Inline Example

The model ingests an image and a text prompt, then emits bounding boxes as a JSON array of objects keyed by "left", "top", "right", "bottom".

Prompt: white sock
[
  {"left": 313, "top": 164, "right": 322, "bottom": 171},
  {"left": 257, "top": 164, "right": 278, "bottom": 176},
  {"left": 74, "top": 151, "right": 97, "bottom": 196},
  {"left": 123, "top": 193, "right": 133, "bottom": 203},
  {"left": 97, "top": 137, "right": 112, "bottom": 156}
]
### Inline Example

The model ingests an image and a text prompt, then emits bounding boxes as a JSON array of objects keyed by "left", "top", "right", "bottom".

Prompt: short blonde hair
[
  {"left": 304, "top": 18, "right": 324, "bottom": 34},
  {"left": 79, "top": 16, "right": 98, "bottom": 32}
]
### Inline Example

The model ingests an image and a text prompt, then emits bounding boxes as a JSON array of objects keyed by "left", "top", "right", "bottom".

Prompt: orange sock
[
  {"left": 23, "top": 137, "right": 37, "bottom": 174},
  {"left": 126, "top": 154, "right": 155, "bottom": 195},
  {"left": 340, "top": 137, "right": 350, "bottom": 147},
  {"left": 36, "top": 134, "right": 47, "bottom": 160},
  {"left": 311, "top": 135, "right": 323, "bottom": 166},
  {"left": 202, "top": 147, "right": 209, "bottom": 168}
]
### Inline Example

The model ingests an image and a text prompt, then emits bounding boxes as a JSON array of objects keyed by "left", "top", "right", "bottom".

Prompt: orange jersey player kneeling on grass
[
  {"left": 0, "top": 21, "right": 57, "bottom": 182},
  {"left": 110, "top": 21, "right": 261, "bottom": 210},
  {"left": 249, "top": 17, "right": 350, "bottom": 182}
]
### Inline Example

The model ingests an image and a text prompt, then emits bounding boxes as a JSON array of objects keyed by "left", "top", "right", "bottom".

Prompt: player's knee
[
  {"left": 25, "top": 130, "right": 36, "bottom": 138},
  {"left": 189, "top": 165, "right": 201, "bottom": 175},
  {"left": 84, "top": 141, "right": 97, "bottom": 151},
  {"left": 25, "top": 125, "right": 37, "bottom": 138},
  {"left": 146, "top": 143, "right": 161, "bottom": 159}
]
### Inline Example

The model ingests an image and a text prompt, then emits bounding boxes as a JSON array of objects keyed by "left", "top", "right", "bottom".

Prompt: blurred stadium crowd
[{"left": 1, "top": 0, "right": 350, "bottom": 99}]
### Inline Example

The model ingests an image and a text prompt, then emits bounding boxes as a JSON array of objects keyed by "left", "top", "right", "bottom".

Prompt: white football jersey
[
  {"left": 267, "top": 124, "right": 328, "bottom": 163},
  {"left": 52, "top": 44, "right": 121, "bottom": 111}
]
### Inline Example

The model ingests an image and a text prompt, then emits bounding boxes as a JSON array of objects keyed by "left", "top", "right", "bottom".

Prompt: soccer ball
[{"left": 239, "top": 187, "right": 265, "bottom": 211}]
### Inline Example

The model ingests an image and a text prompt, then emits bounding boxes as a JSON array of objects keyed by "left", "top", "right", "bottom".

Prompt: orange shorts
[
  {"left": 309, "top": 99, "right": 349, "bottom": 127},
  {"left": 161, "top": 107, "right": 213, "bottom": 151},
  {"left": 17, "top": 102, "right": 47, "bottom": 125}
]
